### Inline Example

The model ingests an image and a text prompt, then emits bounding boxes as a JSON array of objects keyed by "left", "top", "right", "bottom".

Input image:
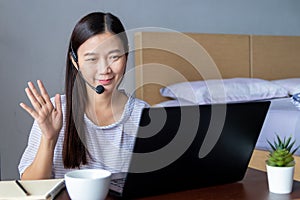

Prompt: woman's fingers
[
  {"left": 25, "top": 86, "right": 43, "bottom": 112},
  {"left": 21, "top": 80, "right": 54, "bottom": 119},
  {"left": 37, "top": 80, "right": 53, "bottom": 110},
  {"left": 27, "top": 81, "right": 46, "bottom": 107},
  {"left": 20, "top": 80, "right": 63, "bottom": 139},
  {"left": 27, "top": 81, "right": 53, "bottom": 110},
  {"left": 19, "top": 102, "right": 39, "bottom": 119},
  {"left": 54, "top": 94, "right": 62, "bottom": 114}
]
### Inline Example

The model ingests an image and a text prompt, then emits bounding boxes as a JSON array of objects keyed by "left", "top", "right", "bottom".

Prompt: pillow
[
  {"left": 160, "top": 78, "right": 289, "bottom": 104},
  {"left": 153, "top": 99, "right": 195, "bottom": 107},
  {"left": 291, "top": 92, "right": 300, "bottom": 111},
  {"left": 271, "top": 78, "right": 300, "bottom": 95}
]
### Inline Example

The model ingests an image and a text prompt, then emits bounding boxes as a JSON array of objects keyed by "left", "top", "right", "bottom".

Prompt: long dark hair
[{"left": 63, "top": 12, "right": 129, "bottom": 168}]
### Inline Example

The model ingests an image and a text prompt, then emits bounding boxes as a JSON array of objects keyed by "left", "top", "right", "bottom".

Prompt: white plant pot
[{"left": 266, "top": 164, "right": 295, "bottom": 194}]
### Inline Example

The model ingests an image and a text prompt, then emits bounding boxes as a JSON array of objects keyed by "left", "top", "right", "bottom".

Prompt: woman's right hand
[{"left": 20, "top": 80, "right": 63, "bottom": 142}]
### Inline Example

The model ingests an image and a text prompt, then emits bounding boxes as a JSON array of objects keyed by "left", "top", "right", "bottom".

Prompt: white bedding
[
  {"left": 256, "top": 97, "right": 300, "bottom": 156},
  {"left": 154, "top": 97, "right": 300, "bottom": 156}
]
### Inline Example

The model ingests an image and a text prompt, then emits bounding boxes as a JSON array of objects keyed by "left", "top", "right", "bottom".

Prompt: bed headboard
[
  {"left": 134, "top": 32, "right": 300, "bottom": 105},
  {"left": 251, "top": 35, "right": 300, "bottom": 79}
]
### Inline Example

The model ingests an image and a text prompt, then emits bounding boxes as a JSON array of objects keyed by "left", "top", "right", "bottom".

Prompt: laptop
[{"left": 109, "top": 101, "right": 270, "bottom": 199}]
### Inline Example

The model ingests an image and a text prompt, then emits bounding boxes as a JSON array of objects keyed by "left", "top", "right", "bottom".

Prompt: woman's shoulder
[
  {"left": 130, "top": 96, "right": 150, "bottom": 108},
  {"left": 50, "top": 94, "right": 67, "bottom": 103},
  {"left": 49, "top": 94, "right": 67, "bottom": 111}
]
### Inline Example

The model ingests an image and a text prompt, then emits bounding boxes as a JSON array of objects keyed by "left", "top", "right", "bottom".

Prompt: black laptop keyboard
[
  {"left": 110, "top": 177, "right": 126, "bottom": 194},
  {"left": 111, "top": 178, "right": 126, "bottom": 187}
]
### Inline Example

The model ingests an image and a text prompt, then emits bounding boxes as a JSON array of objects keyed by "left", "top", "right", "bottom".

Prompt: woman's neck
[{"left": 85, "top": 90, "right": 128, "bottom": 126}]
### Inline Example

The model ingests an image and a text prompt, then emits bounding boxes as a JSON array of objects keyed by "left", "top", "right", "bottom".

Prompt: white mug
[{"left": 65, "top": 169, "right": 112, "bottom": 200}]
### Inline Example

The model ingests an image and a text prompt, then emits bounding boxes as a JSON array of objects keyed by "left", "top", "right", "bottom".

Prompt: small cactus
[{"left": 266, "top": 134, "right": 300, "bottom": 167}]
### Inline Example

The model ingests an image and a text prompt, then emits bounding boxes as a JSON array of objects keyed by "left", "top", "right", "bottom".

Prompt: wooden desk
[
  {"left": 56, "top": 168, "right": 300, "bottom": 200},
  {"left": 135, "top": 168, "right": 300, "bottom": 200}
]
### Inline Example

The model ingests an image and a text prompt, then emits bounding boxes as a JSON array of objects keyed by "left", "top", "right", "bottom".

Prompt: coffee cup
[{"left": 64, "top": 169, "right": 111, "bottom": 200}]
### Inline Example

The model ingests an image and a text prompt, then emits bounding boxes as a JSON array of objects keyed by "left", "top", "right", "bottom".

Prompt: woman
[{"left": 18, "top": 12, "right": 149, "bottom": 179}]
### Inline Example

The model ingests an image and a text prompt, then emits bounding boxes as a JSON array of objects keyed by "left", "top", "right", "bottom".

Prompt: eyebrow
[
  {"left": 83, "top": 52, "right": 97, "bottom": 57},
  {"left": 83, "top": 49, "right": 123, "bottom": 57},
  {"left": 108, "top": 49, "right": 123, "bottom": 54}
]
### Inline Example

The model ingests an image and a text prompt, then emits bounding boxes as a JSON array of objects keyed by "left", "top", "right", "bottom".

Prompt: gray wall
[{"left": 1, "top": 0, "right": 300, "bottom": 180}]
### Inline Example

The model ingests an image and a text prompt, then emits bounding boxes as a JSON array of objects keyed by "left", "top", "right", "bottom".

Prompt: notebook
[
  {"left": 110, "top": 101, "right": 270, "bottom": 199},
  {"left": 0, "top": 179, "right": 65, "bottom": 200}
]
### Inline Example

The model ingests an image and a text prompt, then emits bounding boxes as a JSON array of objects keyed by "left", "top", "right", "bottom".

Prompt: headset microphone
[
  {"left": 70, "top": 44, "right": 105, "bottom": 94},
  {"left": 77, "top": 71, "right": 105, "bottom": 94},
  {"left": 94, "top": 85, "right": 105, "bottom": 94}
]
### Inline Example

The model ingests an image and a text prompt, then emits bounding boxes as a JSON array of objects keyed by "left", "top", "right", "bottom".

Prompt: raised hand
[{"left": 20, "top": 80, "right": 63, "bottom": 141}]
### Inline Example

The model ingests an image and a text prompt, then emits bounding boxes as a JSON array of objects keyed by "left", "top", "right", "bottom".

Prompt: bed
[{"left": 133, "top": 32, "right": 300, "bottom": 179}]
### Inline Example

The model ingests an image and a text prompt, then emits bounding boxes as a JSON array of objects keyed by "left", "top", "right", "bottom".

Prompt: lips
[{"left": 98, "top": 77, "right": 113, "bottom": 85}]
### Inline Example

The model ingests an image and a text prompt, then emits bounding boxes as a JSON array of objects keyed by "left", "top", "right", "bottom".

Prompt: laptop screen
[{"left": 110, "top": 101, "right": 270, "bottom": 198}]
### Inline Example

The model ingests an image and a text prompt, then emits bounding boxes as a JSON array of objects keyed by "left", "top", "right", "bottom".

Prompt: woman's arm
[
  {"left": 21, "top": 135, "right": 57, "bottom": 179},
  {"left": 19, "top": 80, "right": 62, "bottom": 180}
]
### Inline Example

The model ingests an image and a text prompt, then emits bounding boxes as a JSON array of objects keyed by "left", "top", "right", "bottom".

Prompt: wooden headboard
[{"left": 134, "top": 32, "right": 300, "bottom": 105}]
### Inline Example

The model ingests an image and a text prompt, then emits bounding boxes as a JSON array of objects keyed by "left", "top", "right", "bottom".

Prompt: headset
[{"left": 70, "top": 43, "right": 104, "bottom": 94}]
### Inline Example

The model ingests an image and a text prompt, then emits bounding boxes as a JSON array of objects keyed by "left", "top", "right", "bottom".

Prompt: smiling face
[{"left": 75, "top": 32, "right": 127, "bottom": 95}]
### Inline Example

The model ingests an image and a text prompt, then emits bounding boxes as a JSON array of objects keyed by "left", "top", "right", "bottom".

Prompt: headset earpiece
[{"left": 70, "top": 44, "right": 78, "bottom": 63}]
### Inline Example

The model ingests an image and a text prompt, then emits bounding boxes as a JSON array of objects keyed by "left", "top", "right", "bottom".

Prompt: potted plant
[{"left": 266, "top": 134, "right": 300, "bottom": 194}]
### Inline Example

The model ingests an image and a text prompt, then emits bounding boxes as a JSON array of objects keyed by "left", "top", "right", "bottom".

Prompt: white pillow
[
  {"left": 153, "top": 99, "right": 195, "bottom": 107},
  {"left": 160, "top": 78, "right": 289, "bottom": 104},
  {"left": 271, "top": 78, "right": 300, "bottom": 95}
]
